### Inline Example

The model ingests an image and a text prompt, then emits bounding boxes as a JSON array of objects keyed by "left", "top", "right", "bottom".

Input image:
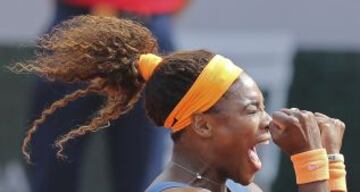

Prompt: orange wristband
[
  {"left": 329, "top": 161, "right": 347, "bottom": 191},
  {"left": 291, "top": 148, "right": 329, "bottom": 184}
]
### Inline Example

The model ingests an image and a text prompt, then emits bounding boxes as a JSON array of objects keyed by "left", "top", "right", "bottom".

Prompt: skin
[
  {"left": 270, "top": 108, "right": 329, "bottom": 191},
  {"left": 314, "top": 112, "right": 345, "bottom": 154},
  {"left": 270, "top": 108, "right": 346, "bottom": 192},
  {"left": 315, "top": 112, "right": 346, "bottom": 192},
  {"left": 150, "top": 73, "right": 346, "bottom": 192},
  {"left": 152, "top": 73, "right": 271, "bottom": 192},
  {"left": 270, "top": 108, "right": 323, "bottom": 156}
]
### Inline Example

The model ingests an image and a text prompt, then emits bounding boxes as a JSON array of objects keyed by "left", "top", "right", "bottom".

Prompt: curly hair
[{"left": 10, "top": 15, "right": 214, "bottom": 162}]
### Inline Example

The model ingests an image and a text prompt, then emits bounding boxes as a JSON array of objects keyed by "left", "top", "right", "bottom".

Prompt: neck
[{"left": 169, "top": 143, "right": 227, "bottom": 192}]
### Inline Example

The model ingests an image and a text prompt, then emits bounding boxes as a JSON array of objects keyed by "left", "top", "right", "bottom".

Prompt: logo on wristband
[{"left": 307, "top": 164, "right": 320, "bottom": 171}]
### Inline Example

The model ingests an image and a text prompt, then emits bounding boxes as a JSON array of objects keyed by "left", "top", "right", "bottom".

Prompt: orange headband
[{"left": 138, "top": 53, "right": 243, "bottom": 132}]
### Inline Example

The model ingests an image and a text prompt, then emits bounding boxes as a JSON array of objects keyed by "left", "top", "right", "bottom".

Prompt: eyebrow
[{"left": 244, "top": 100, "right": 265, "bottom": 109}]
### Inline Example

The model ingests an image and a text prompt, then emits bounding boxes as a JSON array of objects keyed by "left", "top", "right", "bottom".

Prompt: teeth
[{"left": 257, "top": 140, "right": 270, "bottom": 146}]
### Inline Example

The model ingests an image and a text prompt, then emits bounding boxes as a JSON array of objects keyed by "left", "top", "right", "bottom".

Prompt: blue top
[{"left": 146, "top": 180, "right": 248, "bottom": 192}]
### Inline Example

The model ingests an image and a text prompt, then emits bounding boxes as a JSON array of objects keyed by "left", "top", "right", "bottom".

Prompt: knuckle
[
  {"left": 304, "top": 110, "right": 314, "bottom": 117},
  {"left": 333, "top": 118, "right": 346, "bottom": 129},
  {"left": 299, "top": 112, "right": 308, "bottom": 119},
  {"left": 290, "top": 107, "right": 300, "bottom": 111},
  {"left": 339, "top": 121, "right": 346, "bottom": 129},
  {"left": 272, "top": 111, "right": 281, "bottom": 117},
  {"left": 272, "top": 111, "right": 282, "bottom": 117},
  {"left": 288, "top": 116, "right": 299, "bottom": 125},
  {"left": 341, "top": 122, "right": 346, "bottom": 129}
]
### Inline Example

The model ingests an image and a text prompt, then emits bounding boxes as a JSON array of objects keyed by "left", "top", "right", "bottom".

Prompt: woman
[{"left": 12, "top": 16, "right": 347, "bottom": 192}]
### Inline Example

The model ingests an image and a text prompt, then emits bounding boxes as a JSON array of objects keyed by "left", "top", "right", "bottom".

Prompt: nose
[{"left": 261, "top": 111, "right": 272, "bottom": 131}]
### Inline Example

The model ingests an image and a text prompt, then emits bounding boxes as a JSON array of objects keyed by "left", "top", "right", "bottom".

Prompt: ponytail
[{"left": 10, "top": 15, "right": 159, "bottom": 162}]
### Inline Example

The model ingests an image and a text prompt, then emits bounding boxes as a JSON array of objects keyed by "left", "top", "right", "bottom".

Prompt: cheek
[
  {"left": 212, "top": 115, "right": 258, "bottom": 152},
  {"left": 231, "top": 115, "right": 260, "bottom": 145},
  {"left": 241, "top": 114, "right": 262, "bottom": 134},
  {"left": 209, "top": 112, "right": 263, "bottom": 160},
  {"left": 210, "top": 115, "right": 261, "bottom": 182},
  {"left": 211, "top": 118, "right": 241, "bottom": 147}
]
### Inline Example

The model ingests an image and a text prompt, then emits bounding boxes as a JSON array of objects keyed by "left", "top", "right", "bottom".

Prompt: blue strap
[
  {"left": 146, "top": 181, "right": 190, "bottom": 192},
  {"left": 226, "top": 179, "right": 248, "bottom": 192},
  {"left": 146, "top": 180, "right": 248, "bottom": 192}
]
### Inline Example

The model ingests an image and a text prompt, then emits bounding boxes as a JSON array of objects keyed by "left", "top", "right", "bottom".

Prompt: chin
[
  {"left": 247, "top": 174, "right": 256, "bottom": 184},
  {"left": 232, "top": 172, "right": 256, "bottom": 186}
]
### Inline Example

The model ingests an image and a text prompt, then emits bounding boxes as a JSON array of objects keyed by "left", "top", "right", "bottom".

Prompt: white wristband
[{"left": 328, "top": 153, "right": 344, "bottom": 162}]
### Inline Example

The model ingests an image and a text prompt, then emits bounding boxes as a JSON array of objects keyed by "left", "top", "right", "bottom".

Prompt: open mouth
[{"left": 248, "top": 139, "right": 270, "bottom": 171}]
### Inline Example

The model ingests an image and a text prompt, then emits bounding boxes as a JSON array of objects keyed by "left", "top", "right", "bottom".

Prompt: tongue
[{"left": 249, "top": 147, "right": 262, "bottom": 170}]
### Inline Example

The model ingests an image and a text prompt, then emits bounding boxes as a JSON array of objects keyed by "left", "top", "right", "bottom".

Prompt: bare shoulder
[{"left": 164, "top": 187, "right": 211, "bottom": 192}]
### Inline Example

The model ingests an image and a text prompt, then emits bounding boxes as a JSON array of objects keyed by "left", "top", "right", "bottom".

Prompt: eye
[{"left": 246, "top": 105, "right": 258, "bottom": 114}]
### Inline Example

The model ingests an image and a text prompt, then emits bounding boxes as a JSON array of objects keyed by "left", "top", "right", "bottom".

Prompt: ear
[{"left": 192, "top": 113, "right": 213, "bottom": 138}]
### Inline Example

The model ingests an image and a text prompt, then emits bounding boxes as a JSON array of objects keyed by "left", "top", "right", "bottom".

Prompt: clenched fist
[
  {"left": 314, "top": 112, "right": 346, "bottom": 154},
  {"left": 269, "top": 108, "right": 323, "bottom": 156}
]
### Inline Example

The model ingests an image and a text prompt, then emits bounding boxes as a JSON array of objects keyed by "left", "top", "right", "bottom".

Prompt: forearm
[
  {"left": 298, "top": 180, "right": 329, "bottom": 192},
  {"left": 291, "top": 149, "right": 330, "bottom": 192}
]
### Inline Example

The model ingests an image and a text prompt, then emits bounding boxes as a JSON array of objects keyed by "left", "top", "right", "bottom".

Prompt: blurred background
[{"left": 1, "top": 0, "right": 360, "bottom": 192}]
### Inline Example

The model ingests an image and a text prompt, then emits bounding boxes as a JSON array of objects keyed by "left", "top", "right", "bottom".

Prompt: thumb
[
  {"left": 269, "top": 121, "right": 283, "bottom": 142},
  {"left": 272, "top": 111, "right": 290, "bottom": 130}
]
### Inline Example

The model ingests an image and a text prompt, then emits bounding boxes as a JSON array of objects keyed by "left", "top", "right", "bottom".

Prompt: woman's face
[{"left": 204, "top": 73, "right": 271, "bottom": 185}]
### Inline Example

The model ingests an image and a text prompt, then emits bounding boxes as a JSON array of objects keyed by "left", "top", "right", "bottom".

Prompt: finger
[
  {"left": 290, "top": 107, "right": 300, "bottom": 111},
  {"left": 314, "top": 112, "right": 331, "bottom": 119},
  {"left": 272, "top": 111, "right": 299, "bottom": 129},
  {"left": 301, "top": 110, "right": 318, "bottom": 123},
  {"left": 281, "top": 108, "right": 295, "bottom": 116},
  {"left": 290, "top": 109, "right": 317, "bottom": 129},
  {"left": 272, "top": 111, "right": 289, "bottom": 129},
  {"left": 302, "top": 110, "right": 318, "bottom": 123},
  {"left": 281, "top": 108, "right": 302, "bottom": 124},
  {"left": 314, "top": 113, "right": 330, "bottom": 121},
  {"left": 282, "top": 108, "right": 302, "bottom": 122},
  {"left": 301, "top": 109, "right": 314, "bottom": 115},
  {"left": 269, "top": 121, "right": 283, "bottom": 142},
  {"left": 314, "top": 112, "right": 331, "bottom": 128},
  {"left": 282, "top": 108, "right": 306, "bottom": 118},
  {"left": 281, "top": 107, "right": 300, "bottom": 114},
  {"left": 314, "top": 116, "right": 327, "bottom": 133},
  {"left": 332, "top": 118, "right": 346, "bottom": 129},
  {"left": 314, "top": 114, "right": 327, "bottom": 121},
  {"left": 301, "top": 111, "right": 322, "bottom": 135}
]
